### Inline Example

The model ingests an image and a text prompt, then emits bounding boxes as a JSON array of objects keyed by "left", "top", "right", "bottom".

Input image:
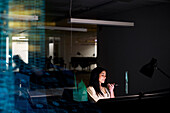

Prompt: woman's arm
[
  {"left": 110, "top": 89, "right": 115, "bottom": 98},
  {"left": 87, "top": 86, "right": 100, "bottom": 102}
]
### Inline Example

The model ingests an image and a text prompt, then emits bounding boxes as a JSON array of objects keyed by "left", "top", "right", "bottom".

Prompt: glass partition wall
[{"left": 0, "top": 0, "right": 98, "bottom": 112}]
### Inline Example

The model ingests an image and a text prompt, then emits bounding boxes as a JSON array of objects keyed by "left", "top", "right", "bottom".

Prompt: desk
[{"left": 97, "top": 89, "right": 170, "bottom": 112}]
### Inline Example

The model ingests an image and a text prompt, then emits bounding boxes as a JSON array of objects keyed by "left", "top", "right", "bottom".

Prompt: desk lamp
[{"left": 140, "top": 58, "right": 170, "bottom": 79}]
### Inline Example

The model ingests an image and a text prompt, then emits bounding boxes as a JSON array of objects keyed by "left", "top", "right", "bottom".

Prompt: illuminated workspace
[{"left": 0, "top": 0, "right": 170, "bottom": 112}]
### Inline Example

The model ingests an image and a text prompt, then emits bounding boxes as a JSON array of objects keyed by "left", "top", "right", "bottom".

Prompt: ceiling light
[
  {"left": 0, "top": 14, "right": 38, "bottom": 21},
  {"left": 38, "top": 26, "right": 87, "bottom": 32},
  {"left": 12, "top": 36, "right": 28, "bottom": 41},
  {"left": 69, "top": 18, "right": 134, "bottom": 27}
]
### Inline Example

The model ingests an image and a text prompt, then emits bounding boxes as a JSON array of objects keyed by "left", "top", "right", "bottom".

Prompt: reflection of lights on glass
[
  {"left": 19, "top": 80, "right": 22, "bottom": 96},
  {"left": 1, "top": 14, "right": 38, "bottom": 21},
  {"left": 73, "top": 75, "right": 88, "bottom": 102},
  {"left": 52, "top": 101, "right": 60, "bottom": 106},
  {"left": 95, "top": 39, "right": 97, "bottom": 42},
  {"left": 36, "top": 103, "right": 44, "bottom": 108}
]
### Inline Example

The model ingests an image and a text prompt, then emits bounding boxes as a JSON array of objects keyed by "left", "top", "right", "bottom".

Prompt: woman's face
[{"left": 99, "top": 70, "right": 106, "bottom": 84}]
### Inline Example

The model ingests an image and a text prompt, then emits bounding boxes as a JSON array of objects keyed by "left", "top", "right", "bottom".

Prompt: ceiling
[
  {"left": 45, "top": 0, "right": 170, "bottom": 23},
  {"left": 44, "top": 0, "right": 170, "bottom": 33},
  {"left": 4, "top": 0, "right": 169, "bottom": 35}
]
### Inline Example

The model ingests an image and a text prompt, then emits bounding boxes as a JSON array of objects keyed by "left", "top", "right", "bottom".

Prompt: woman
[{"left": 87, "top": 67, "right": 115, "bottom": 102}]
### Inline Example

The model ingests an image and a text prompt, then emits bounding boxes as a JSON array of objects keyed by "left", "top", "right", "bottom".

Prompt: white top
[{"left": 87, "top": 86, "right": 110, "bottom": 102}]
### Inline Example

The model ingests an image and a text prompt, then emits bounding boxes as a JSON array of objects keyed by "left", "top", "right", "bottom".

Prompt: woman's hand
[
  {"left": 107, "top": 83, "right": 115, "bottom": 92},
  {"left": 107, "top": 83, "right": 115, "bottom": 98}
]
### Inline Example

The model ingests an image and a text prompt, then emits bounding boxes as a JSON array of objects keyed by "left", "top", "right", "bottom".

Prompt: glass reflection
[{"left": 0, "top": 0, "right": 99, "bottom": 112}]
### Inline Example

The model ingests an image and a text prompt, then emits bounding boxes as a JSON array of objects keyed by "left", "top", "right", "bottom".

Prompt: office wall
[
  {"left": 97, "top": 3, "right": 170, "bottom": 96},
  {"left": 55, "top": 31, "right": 96, "bottom": 69}
]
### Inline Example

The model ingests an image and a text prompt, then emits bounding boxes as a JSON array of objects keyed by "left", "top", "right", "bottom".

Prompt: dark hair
[{"left": 88, "top": 67, "right": 108, "bottom": 96}]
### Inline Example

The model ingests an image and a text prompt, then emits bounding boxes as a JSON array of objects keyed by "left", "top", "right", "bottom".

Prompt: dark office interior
[{"left": 0, "top": 0, "right": 170, "bottom": 112}]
